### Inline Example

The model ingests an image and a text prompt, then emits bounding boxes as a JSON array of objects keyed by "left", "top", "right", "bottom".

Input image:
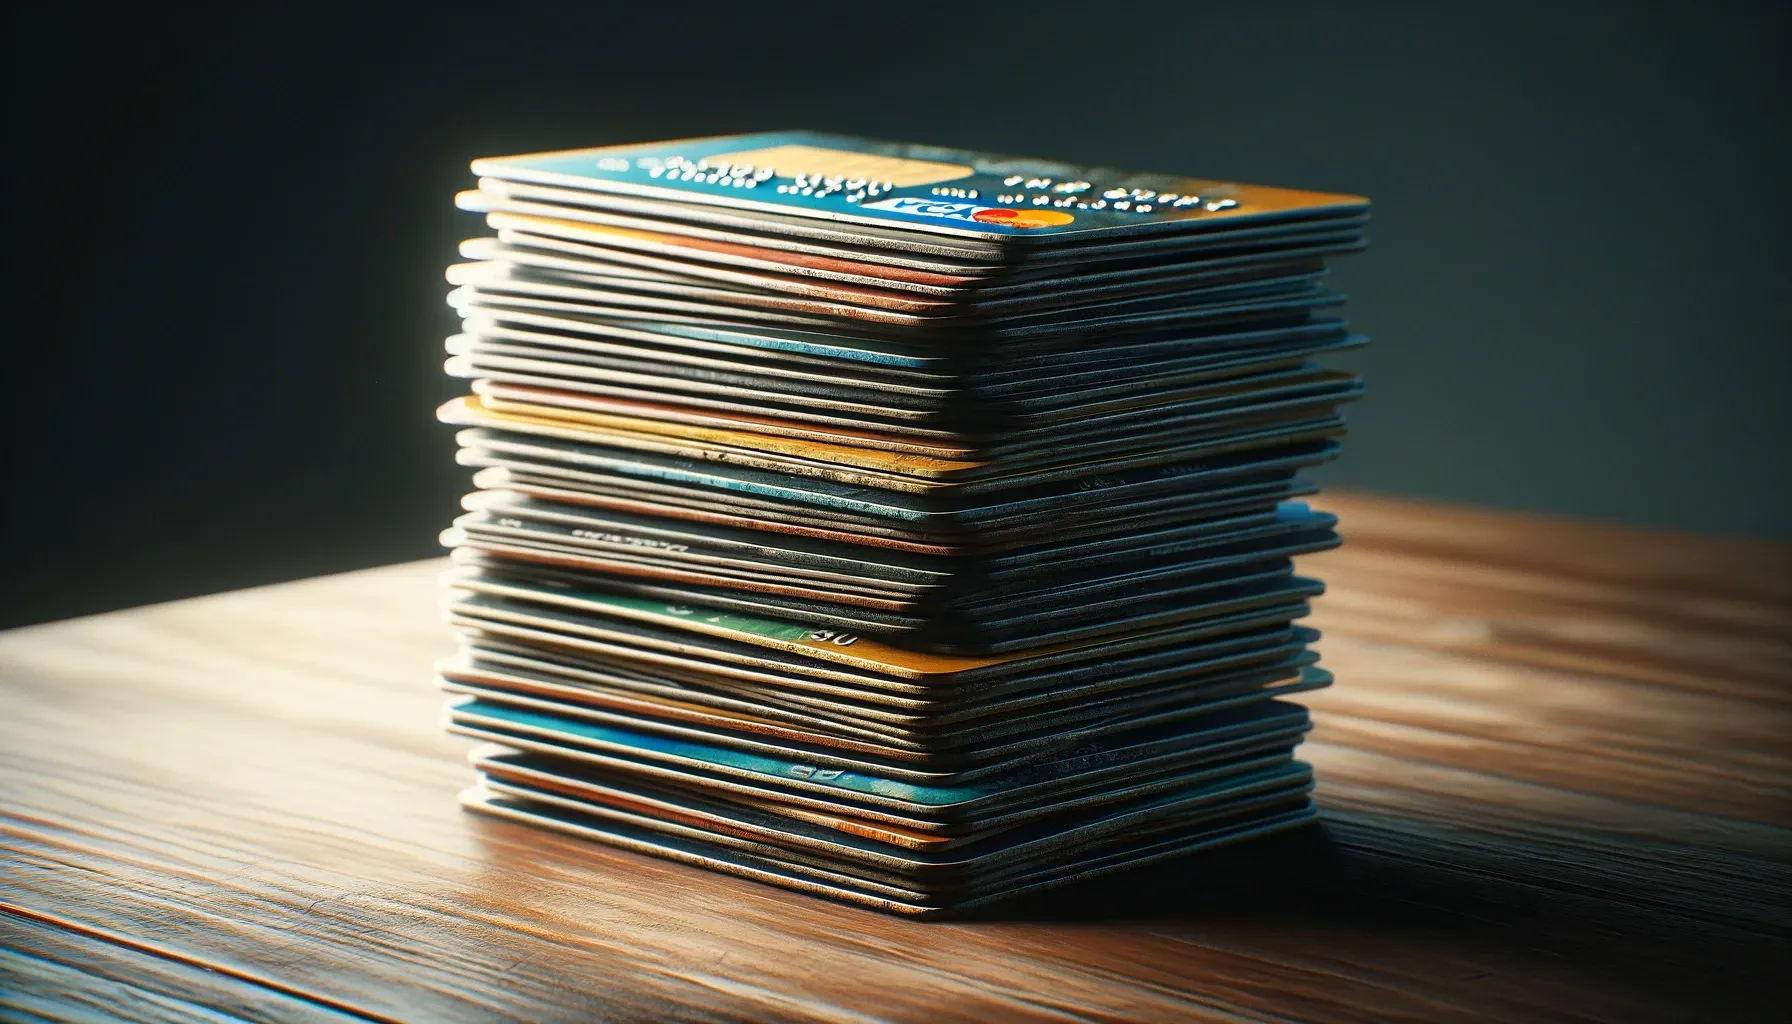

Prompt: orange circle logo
[{"left": 972, "top": 207, "right": 1074, "bottom": 229}]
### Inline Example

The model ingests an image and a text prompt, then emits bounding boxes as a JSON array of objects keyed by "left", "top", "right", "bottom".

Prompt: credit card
[
  {"left": 444, "top": 661, "right": 1324, "bottom": 784},
  {"left": 469, "top": 131, "right": 1369, "bottom": 248},
  {"left": 473, "top": 761, "right": 1314, "bottom": 882},
  {"left": 470, "top": 743, "right": 1298, "bottom": 849},
  {"left": 444, "top": 697, "right": 1312, "bottom": 817}
]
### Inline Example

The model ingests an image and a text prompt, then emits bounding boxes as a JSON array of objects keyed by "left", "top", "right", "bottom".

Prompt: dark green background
[{"left": 4, "top": 2, "right": 1787, "bottom": 628}]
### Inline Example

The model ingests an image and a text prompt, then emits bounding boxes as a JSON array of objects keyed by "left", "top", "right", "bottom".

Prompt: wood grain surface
[{"left": 2, "top": 492, "right": 1787, "bottom": 1023}]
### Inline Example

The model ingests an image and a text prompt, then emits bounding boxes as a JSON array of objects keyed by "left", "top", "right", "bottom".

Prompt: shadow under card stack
[{"left": 434, "top": 131, "right": 1368, "bottom": 917}]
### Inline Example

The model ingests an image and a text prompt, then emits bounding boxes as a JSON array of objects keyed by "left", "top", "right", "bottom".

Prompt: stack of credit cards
[{"left": 434, "top": 131, "right": 1368, "bottom": 916}]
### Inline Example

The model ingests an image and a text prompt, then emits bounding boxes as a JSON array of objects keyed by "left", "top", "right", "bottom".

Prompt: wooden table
[{"left": 3, "top": 493, "right": 1787, "bottom": 1023}]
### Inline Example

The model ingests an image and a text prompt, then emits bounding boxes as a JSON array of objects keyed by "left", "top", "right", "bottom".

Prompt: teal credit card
[
  {"left": 445, "top": 695, "right": 1312, "bottom": 809},
  {"left": 470, "top": 130, "right": 1368, "bottom": 246}
]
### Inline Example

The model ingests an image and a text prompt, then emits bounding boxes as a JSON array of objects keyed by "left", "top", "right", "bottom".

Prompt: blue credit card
[
  {"left": 470, "top": 131, "right": 1368, "bottom": 247},
  {"left": 478, "top": 759, "right": 1313, "bottom": 872},
  {"left": 446, "top": 659, "right": 1324, "bottom": 786},
  {"left": 447, "top": 696, "right": 1312, "bottom": 810}
]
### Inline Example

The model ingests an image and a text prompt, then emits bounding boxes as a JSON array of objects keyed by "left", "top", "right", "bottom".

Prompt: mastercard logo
[
  {"left": 859, "top": 196, "right": 1073, "bottom": 229},
  {"left": 970, "top": 207, "right": 1075, "bottom": 228}
]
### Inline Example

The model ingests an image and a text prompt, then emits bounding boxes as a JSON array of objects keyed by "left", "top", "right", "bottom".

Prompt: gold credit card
[
  {"left": 445, "top": 394, "right": 981, "bottom": 478},
  {"left": 474, "top": 381, "right": 974, "bottom": 457},
  {"left": 440, "top": 396, "right": 962, "bottom": 493}
]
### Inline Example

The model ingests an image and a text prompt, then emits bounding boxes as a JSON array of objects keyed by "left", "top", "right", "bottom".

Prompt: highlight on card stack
[{"left": 432, "top": 131, "right": 1368, "bottom": 916}]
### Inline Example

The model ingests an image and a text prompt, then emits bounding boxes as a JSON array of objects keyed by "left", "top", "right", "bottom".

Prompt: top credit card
[{"left": 470, "top": 130, "right": 1368, "bottom": 248}]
